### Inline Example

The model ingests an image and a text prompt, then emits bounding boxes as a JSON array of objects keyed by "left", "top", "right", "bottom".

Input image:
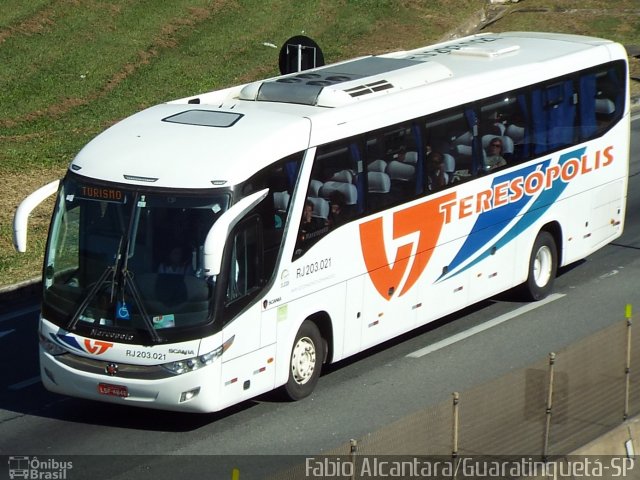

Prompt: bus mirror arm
[
  {"left": 13, "top": 179, "right": 60, "bottom": 253},
  {"left": 203, "top": 188, "right": 269, "bottom": 277}
]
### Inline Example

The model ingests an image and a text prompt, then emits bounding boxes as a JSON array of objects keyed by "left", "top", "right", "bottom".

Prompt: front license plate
[{"left": 98, "top": 383, "right": 129, "bottom": 398}]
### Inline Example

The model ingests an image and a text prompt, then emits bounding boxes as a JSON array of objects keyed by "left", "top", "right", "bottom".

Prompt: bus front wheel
[
  {"left": 525, "top": 231, "right": 558, "bottom": 301},
  {"left": 284, "top": 321, "right": 322, "bottom": 401}
]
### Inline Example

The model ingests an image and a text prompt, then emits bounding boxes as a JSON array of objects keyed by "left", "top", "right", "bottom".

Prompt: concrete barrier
[{"left": 0, "top": 278, "right": 41, "bottom": 313}]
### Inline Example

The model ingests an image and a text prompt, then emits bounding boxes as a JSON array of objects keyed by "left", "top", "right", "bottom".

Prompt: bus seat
[
  {"left": 404, "top": 151, "right": 418, "bottom": 165},
  {"left": 320, "top": 181, "right": 358, "bottom": 205},
  {"left": 386, "top": 160, "right": 415, "bottom": 181},
  {"left": 505, "top": 124, "right": 525, "bottom": 143},
  {"left": 342, "top": 183, "right": 358, "bottom": 205},
  {"left": 443, "top": 153, "right": 456, "bottom": 181},
  {"left": 595, "top": 98, "right": 615, "bottom": 115},
  {"left": 481, "top": 134, "right": 499, "bottom": 150},
  {"left": 455, "top": 144, "right": 472, "bottom": 156},
  {"left": 368, "top": 159, "right": 387, "bottom": 172},
  {"left": 307, "top": 196, "right": 329, "bottom": 220},
  {"left": 454, "top": 131, "right": 473, "bottom": 146},
  {"left": 367, "top": 171, "right": 391, "bottom": 193},
  {"left": 501, "top": 135, "right": 514, "bottom": 155},
  {"left": 309, "top": 179, "right": 323, "bottom": 197},
  {"left": 330, "top": 169, "right": 354, "bottom": 183},
  {"left": 273, "top": 190, "right": 290, "bottom": 211},
  {"left": 454, "top": 143, "right": 486, "bottom": 174}
]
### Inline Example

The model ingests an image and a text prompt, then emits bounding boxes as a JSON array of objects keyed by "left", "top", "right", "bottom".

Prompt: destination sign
[{"left": 74, "top": 186, "right": 127, "bottom": 203}]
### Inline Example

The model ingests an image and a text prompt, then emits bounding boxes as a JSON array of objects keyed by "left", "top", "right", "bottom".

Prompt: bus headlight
[
  {"left": 161, "top": 335, "right": 234, "bottom": 375},
  {"left": 39, "top": 332, "right": 67, "bottom": 356}
]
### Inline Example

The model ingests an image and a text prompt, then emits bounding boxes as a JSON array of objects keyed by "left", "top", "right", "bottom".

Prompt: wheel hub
[
  {"left": 533, "top": 245, "right": 553, "bottom": 288},
  {"left": 291, "top": 336, "right": 316, "bottom": 385}
]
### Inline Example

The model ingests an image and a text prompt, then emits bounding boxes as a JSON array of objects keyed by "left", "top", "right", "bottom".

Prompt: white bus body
[{"left": 15, "top": 32, "right": 629, "bottom": 412}]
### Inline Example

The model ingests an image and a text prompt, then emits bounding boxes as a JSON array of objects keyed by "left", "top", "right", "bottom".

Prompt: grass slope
[{"left": 0, "top": 0, "right": 638, "bottom": 288}]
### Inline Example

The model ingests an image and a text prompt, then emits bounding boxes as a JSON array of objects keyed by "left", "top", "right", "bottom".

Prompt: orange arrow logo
[
  {"left": 84, "top": 339, "right": 114, "bottom": 355},
  {"left": 359, "top": 193, "right": 455, "bottom": 300}
]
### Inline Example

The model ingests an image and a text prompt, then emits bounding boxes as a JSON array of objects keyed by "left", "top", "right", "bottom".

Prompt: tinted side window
[
  {"left": 365, "top": 122, "right": 423, "bottom": 212},
  {"left": 592, "top": 61, "right": 626, "bottom": 136},
  {"left": 479, "top": 92, "right": 529, "bottom": 168},
  {"left": 294, "top": 140, "right": 363, "bottom": 259},
  {"left": 474, "top": 60, "right": 626, "bottom": 166},
  {"left": 424, "top": 109, "right": 480, "bottom": 188},
  {"left": 238, "top": 152, "right": 303, "bottom": 276},
  {"left": 223, "top": 216, "right": 263, "bottom": 322}
]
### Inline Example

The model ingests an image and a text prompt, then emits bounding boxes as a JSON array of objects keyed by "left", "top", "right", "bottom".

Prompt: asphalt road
[{"left": 1, "top": 117, "right": 639, "bottom": 479}]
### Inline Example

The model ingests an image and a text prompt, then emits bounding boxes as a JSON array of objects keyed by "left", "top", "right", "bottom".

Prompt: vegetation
[{"left": 1, "top": 0, "right": 638, "bottom": 288}]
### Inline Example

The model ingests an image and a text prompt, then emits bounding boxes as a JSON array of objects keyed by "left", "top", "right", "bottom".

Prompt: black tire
[
  {"left": 524, "top": 231, "right": 558, "bottom": 301},
  {"left": 283, "top": 321, "right": 322, "bottom": 401}
]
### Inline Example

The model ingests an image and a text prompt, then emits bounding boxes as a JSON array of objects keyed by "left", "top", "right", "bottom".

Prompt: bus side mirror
[
  {"left": 203, "top": 188, "right": 268, "bottom": 277},
  {"left": 13, "top": 179, "right": 60, "bottom": 253}
]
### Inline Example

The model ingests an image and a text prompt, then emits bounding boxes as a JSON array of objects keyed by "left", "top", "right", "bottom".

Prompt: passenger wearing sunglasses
[{"left": 485, "top": 137, "right": 507, "bottom": 171}]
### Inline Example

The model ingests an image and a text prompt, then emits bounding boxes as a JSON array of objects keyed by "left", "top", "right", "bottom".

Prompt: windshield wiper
[
  {"left": 66, "top": 265, "right": 115, "bottom": 331},
  {"left": 118, "top": 193, "right": 162, "bottom": 343},
  {"left": 65, "top": 266, "right": 162, "bottom": 343},
  {"left": 122, "top": 271, "right": 161, "bottom": 343},
  {"left": 66, "top": 229, "right": 125, "bottom": 332},
  {"left": 66, "top": 193, "right": 162, "bottom": 343}
]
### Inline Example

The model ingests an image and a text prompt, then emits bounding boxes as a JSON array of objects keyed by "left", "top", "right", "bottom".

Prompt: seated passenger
[
  {"left": 426, "top": 151, "right": 449, "bottom": 191},
  {"left": 298, "top": 200, "right": 327, "bottom": 242},
  {"left": 294, "top": 200, "right": 329, "bottom": 258},
  {"left": 485, "top": 137, "right": 507, "bottom": 171},
  {"left": 158, "top": 246, "right": 192, "bottom": 275},
  {"left": 327, "top": 191, "right": 346, "bottom": 229}
]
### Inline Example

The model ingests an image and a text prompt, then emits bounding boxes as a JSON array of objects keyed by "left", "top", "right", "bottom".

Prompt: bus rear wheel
[
  {"left": 284, "top": 321, "right": 322, "bottom": 401},
  {"left": 525, "top": 231, "right": 558, "bottom": 301}
]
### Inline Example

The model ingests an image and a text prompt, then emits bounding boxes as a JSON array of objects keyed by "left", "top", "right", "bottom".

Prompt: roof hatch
[{"left": 162, "top": 109, "right": 243, "bottom": 127}]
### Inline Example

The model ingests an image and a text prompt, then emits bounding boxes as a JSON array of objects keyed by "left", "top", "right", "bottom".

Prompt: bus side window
[
  {"left": 365, "top": 123, "right": 422, "bottom": 211},
  {"left": 238, "top": 152, "right": 303, "bottom": 277},
  {"left": 223, "top": 216, "right": 263, "bottom": 320},
  {"left": 478, "top": 92, "right": 525, "bottom": 166},
  {"left": 593, "top": 63, "right": 625, "bottom": 134},
  {"left": 385, "top": 127, "right": 420, "bottom": 203},
  {"left": 294, "top": 140, "right": 362, "bottom": 259},
  {"left": 425, "top": 109, "right": 475, "bottom": 186}
]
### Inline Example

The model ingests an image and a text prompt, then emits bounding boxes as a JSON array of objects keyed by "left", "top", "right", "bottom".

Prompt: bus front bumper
[{"left": 40, "top": 349, "right": 224, "bottom": 413}]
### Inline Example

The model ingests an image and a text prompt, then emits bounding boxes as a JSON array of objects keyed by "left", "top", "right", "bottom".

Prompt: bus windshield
[{"left": 42, "top": 174, "right": 230, "bottom": 342}]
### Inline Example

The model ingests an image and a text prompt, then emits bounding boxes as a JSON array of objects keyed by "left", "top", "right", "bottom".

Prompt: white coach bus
[{"left": 14, "top": 32, "right": 629, "bottom": 412}]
